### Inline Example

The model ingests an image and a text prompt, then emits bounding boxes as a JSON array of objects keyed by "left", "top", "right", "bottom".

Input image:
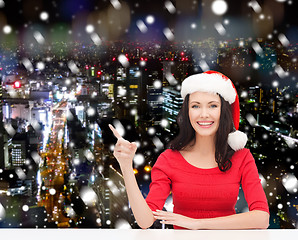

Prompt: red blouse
[{"left": 145, "top": 148, "right": 270, "bottom": 229}]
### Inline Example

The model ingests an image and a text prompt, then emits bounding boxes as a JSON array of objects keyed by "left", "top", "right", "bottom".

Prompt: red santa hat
[{"left": 181, "top": 70, "right": 247, "bottom": 151}]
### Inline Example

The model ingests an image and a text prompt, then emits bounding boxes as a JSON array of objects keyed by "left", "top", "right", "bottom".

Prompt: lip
[{"left": 197, "top": 121, "right": 214, "bottom": 128}]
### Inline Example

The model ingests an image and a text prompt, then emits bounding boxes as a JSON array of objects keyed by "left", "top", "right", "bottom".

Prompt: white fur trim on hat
[
  {"left": 228, "top": 130, "right": 248, "bottom": 151},
  {"left": 181, "top": 73, "right": 237, "bottom": 104}
]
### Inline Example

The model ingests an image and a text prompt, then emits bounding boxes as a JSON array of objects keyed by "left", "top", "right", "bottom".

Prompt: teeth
[{"left": 198, "top": 122, "right": 213, "bottom": 126}]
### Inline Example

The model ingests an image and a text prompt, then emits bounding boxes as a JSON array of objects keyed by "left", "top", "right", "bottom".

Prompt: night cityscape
[{"left": 0, "top": 0, "right": 297, "bottom": 230}]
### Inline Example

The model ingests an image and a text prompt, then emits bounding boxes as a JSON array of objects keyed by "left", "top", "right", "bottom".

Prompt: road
[{"left": 37, "top": 101, "right": 71, "bottom": 227}]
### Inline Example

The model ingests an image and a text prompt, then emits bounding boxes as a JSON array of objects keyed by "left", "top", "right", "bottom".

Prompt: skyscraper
[{"left": 0, "top": 77, "right": 4, "bottom": 169}]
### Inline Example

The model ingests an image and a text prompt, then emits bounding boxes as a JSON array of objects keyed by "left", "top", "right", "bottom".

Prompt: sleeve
[
  {"left": 240, "top": 149, "right": 270, "bottom": 214},
  {"left": 145, "top": 152, "right": 172, "bottom": 211}
]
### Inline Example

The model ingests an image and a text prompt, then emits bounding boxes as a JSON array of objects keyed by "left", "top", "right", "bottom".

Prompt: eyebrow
[{"left": 190, "top": 101, "right": 220, "bottom": 104}]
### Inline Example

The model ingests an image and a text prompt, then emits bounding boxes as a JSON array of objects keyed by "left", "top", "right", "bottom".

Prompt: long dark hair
[{"left": 167, "top": 94, "right": 235, "bottom": 172}]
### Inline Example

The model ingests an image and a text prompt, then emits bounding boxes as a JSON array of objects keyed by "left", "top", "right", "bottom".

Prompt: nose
[{"left": 200, "top": 107, "right": 209, "bottom": 118}]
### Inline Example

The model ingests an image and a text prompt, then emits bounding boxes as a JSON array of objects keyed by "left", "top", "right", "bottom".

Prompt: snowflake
[
  {"left": 115, "top": 219, "right": 132, "bottom": 229},
  {"left": 252, "top": 42, "right": 263, "bottom": 56},
  {"left": 153, "top": 137, "right": 164, "bottom": 150},
  {"left": 49, "top": 188, "right": 56, "bottom": 195},
  {"left": 33, "top": 31, "right": 45, "bottom": 44},
  {"left": 0, "top": 203, "right": 5, "bottom": 221},
  {"left": 272, "top": 80, "right": 279, "bottom": 88},
  {"left": 68, "top": 61, "right": 80, "bottom": 74},
  {"left": 110, "top": 0, "right": 121, "bottom": 10},
  {"left": 136, "top": 20, "right": 148, "bottom": 33},
  {"left": 163, "top": 28, "right": 174, "bottom": 41},
  {"left": 153, "top": 80, "right": 162, "bottom": 89},
  {"left": 165, "top": 73, "right": 177, "bottom": 85},
  {"left": 96, "top": 218, "right": 101, "bottom": 224},
  {"left": 3, "top": 25, "right": 12, "bottom": 34},
  {"left": 106, "top": 180, "right": 120, "bottom": 197},
  {"left": 22, "top": 58, "right": 34, "bottom": 73},
  {"left": 40, "top": 11, "right": 49, "bottom": 21},
  {"left": 36, "top": 62, "right": 45, "bottom": 71},
  {"left": 191, "top": 23, "right": 197, "bottom": 29},
  {"left": 282, "top": 174, "right": 298, "bottom": 194},
  {"left": 248, "top": 0, "right": 262, "bottom": 13},
  {"left": 112, "top": 119, "right": 125, "bottom": 137},
  {"left": 214, "top": 22, "right": 226, "bottom": 35},
  {"left": 246, "top": 113, "right": 257, "bottom": 126},
  {"left": 240, "top": 91, "right": 248, "bottom": 98},
  {"left": 87, "top": 107, "right": 96, "bottom": 116},
  {"left": 199, "top": 60, "right": 210, "bottom": 72},
  {"left": 147, "top": 127, "right": 156, "bottom": 135},
  {"left": 80, "top": 187, "right": 98, "bottom": 206},
  {"left": 15, "top": 168, "right": 26, "bottom": 180},
  {"left": 211, "top": 0, "right": 228, "bottom": 15},
  {"left": 146, "top": 15, "right": 155, "bottom": 25},
  {"left": 85, "top": 24, "right": 94, "bottom": 33},
  {"left": 22, "top": 205, "right": 29, "bottom": 212},
  {"left": 134, "top": 153, "right": 145, "bottom": 166},
  {"left": 165, "top": 1, "right": 176, "bottom": 14},
  {"left": 118, "top": 54, "right": 129, "bottom": 67},
  {"left": 160, "top": 119, "right": 169, "bottom": 128},
  {"left": 252, "top": 62, "right": 260, "bottom": 69},
  {"left": 90, "top": 33, "right": 102, "bottom": 45},
  {"left": 278, "top": 33, "right": 290, "bottom": 47}
]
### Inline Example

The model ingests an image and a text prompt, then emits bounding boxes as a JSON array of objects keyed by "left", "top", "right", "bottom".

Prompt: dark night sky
[{"left": 0, "top": 0, "right": 297, "bottom": 43}]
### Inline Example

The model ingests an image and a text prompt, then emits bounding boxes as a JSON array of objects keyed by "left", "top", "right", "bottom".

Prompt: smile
[{"left": 197, "top": 121, "right": 214, "bottom": 127}]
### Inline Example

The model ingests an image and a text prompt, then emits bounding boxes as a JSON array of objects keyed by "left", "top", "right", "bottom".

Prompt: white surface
[{"left": 0, "top": 229, "right": 297, "bottom": 240}]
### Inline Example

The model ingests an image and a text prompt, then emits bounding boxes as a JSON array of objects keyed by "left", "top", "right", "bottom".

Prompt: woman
[{"left": 109, "top": 70, "right": 270, "bottom": 229}]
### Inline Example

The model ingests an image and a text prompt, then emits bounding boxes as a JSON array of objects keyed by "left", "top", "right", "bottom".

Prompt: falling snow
[
  {"left": 211, "top": 0, "right": 228, "bottom": 15},
  {"left": 3, "top": 25, "right": 11, "bottom": 34},
  {"left": 165, "top": 1, "right": 176, "bottom": 14},
  {"left": 0, "top": 0, "right": 296, "bottom": 230},
  {"left": 40, "top": 11, "right": 49, "bottom": 21}
]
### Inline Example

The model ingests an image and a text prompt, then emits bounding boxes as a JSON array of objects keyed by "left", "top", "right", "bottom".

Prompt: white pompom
[{"left": 228, "top": 130, "right": 248, "bottom": 151}]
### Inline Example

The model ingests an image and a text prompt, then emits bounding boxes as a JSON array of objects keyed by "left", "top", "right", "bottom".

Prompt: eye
[
  {"left": 191, "top": 105, "right": 199, "bottom": 108},
  {"left": 210, "top": 104, "right": 218, "bottom": 108}
]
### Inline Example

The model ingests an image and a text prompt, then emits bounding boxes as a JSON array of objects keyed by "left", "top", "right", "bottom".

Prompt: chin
[{"left": 196, "top": 131, "right": 216, "bottom": 138}]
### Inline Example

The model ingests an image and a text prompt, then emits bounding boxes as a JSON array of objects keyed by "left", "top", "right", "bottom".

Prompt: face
[{"left": 188, "top": 91, "right": 221, "bottom": 139}]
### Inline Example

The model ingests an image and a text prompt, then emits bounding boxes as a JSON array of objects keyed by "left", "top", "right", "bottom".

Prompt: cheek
[
  {"left": 216, "top": 111, "right": 221, "bottom": 121},
  {"left": 189, "top": 110, "right": 200, "bottom": 122},
  {"left": 214, "top": 108, "right": 221, "bottom": 121}
]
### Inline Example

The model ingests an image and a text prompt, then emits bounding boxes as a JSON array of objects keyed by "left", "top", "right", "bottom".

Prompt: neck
[{"left": 190, "top": 134, "right": 216, "bottom": 155}]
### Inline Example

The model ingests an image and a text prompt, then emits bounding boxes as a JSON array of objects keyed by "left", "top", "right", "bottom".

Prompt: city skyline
[{"left": 0, "top": 0, "right": 297, "bottom": 229}]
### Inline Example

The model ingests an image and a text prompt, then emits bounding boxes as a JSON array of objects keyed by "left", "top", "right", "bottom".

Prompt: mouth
[{"left": 197, "top": 121, "right": 214, "bottom": 127}]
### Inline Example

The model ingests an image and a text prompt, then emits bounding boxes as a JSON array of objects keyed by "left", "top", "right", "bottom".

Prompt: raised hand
[{"left": 109, "top": 124, "right": 138, "bottom": 169}]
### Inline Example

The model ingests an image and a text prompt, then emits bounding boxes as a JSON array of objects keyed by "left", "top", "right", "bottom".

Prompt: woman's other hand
[{"left": 153, "top": 210, "right": 200, "bottom": 230}]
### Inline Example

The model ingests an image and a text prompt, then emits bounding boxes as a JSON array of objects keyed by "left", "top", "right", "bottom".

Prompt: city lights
[{"left": 0, "top": 0, "right": 296, "bottom": 231}]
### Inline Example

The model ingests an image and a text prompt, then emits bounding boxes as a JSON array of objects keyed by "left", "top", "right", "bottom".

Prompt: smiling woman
[
  {"left": 110, "top": 70, "right": 269, "bottom": 230},
  {"left": 170, "top": 91, "right": 234, "bottom": 171},
  {"left": 188, "top": 92, "right": 221, "bottom": 137}
]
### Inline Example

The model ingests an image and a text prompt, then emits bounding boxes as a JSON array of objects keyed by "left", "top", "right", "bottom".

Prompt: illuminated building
[
  {"left": 113, "top": 65, "right": 148, "bottom": 124},
  {"left": 0, "top": 77, "right": 4, "bottom": 169},
  {"left": 9, "top": 134, "right": 27, "bottom": 167},
  {"left": 162, "top": 87, "right": 183, "bottom": 134},
  {"left": 147, "top": 85, "right": 163, "bottom": 121},
  {"left": 92, "top": 165, "right": 133, "bottom": 228},
  {"left": 161, "top": 61, "right": 187, "bottom": 133}
]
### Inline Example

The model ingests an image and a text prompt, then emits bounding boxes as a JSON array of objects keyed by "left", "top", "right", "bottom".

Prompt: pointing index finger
[{"left": 108, "top": 124, "right": 122, "bottom": 139}]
